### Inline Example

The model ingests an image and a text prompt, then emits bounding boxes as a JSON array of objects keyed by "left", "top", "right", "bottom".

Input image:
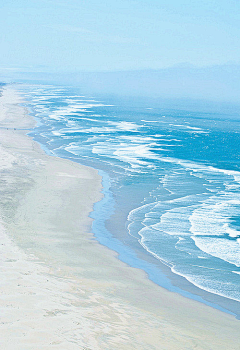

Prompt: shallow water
[{"left": 19, "top": 84, "right": 240, "bottom": 309}]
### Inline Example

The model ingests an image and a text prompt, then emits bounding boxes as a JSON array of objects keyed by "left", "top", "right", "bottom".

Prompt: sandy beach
[{"left": 0, "top": 85, "right": 240, "bottom": 350}]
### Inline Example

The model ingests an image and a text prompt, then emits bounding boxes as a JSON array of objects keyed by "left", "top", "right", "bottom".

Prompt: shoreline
[
  {"left": 0, "top": 84, "right": 240, "bottom": 349},
  {"left": 89, "top": 167, "right": 239, "bottom": 317},
  {"left": 102, "top": 187, "right": 240, "bottom": 317},
  {"left": 30, "top": 127, "right": 240, "bottom": 317}
]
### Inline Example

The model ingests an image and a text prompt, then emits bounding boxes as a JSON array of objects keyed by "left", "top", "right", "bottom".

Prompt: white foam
[
  {"left": 75, "top": 117, "right": 102, "bottom": 122},
  {"left": 48, "top": 103, "right": 98, "bottom": 121},
  {"left": 169, "top": 124, "right": 208, "bottom": 133},
  {"left": 159, "top": 156, "right": 237, "bottom": 176},
  {"left": 113, "top": 145, "right": 152, "bottom": 168},
  {"left": 64, "top": 143, "right": 80, "bottom": 155},
  {"left": 152, "top": 206, "right": 194, "bottom": 236},
  {"left": 192, "top": 236, "right": 240, "bottom": 267},
  {"left": 224, "top": 223, "right": 240, "bottom": 238},
  {"left": 171, "top": 265, "right": 240, "bottom": 302},
  {"left": 90, "top": 140, "right": 159, "bottom": 169},
  {"left": 52, "top": 130, "right": 62, "bottom": 136},
  {"left": 141, "top": 119, "right": 159, "bottom": 123},
  {"left": 190, "top": 196, "right": 240, "bottom": 237},
  {"left": 60, "top": 126, "right": 116, "bottom": 134},
  {"left": 108, "top": 121, "right": 140, "bottom": 132},
  {"left": 127, "top": 202, "right": 156, "bottom": 221},
  {"left": 119, "top": 136, "right": 156, "bottom": 143}
]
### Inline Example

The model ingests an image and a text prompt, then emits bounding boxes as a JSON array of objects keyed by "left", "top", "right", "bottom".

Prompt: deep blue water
[{"left": 18, "top": 84, "right": 240, "bottom": 307}]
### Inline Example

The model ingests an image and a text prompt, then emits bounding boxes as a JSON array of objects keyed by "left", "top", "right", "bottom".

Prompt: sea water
[{"left": 18, "top": 84, "right": 240, "bottom": 310}]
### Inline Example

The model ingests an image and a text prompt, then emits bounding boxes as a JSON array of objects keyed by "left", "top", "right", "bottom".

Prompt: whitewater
[{"left": 19, "top": 83, "right": 240, "bottom": 313}]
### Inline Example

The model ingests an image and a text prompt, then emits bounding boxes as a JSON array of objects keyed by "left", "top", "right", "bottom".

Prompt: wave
[{"left": 19, "top": 83, "right": 240, "bottom": 305}]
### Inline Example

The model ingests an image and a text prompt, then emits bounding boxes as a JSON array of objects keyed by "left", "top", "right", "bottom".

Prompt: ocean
[{"left": 18, "top": 83, "right": 240, "bottom": 316}]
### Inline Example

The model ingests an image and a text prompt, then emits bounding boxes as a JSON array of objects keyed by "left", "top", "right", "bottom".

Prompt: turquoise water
[{"left": 19, "top": 84, "right": 240, "bottom": 310}]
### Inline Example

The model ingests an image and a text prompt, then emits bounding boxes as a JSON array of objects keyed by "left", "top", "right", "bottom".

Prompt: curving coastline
[{"left": 0, "top": 84, "right": 240, "bottom": 349}]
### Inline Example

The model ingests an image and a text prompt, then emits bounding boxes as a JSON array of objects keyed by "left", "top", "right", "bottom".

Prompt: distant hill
[{"left": 1, "top": 64, "right": 240, "bottom": 104}]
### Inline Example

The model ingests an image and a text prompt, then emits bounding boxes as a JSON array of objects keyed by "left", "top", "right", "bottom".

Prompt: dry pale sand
[{"left": 0, "top": 85, "right": 240, "bottom": 350}]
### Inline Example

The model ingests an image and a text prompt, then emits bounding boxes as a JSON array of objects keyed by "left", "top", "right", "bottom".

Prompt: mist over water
[{"left": 19, "top": 84, "right": 240, "bottom": 304}]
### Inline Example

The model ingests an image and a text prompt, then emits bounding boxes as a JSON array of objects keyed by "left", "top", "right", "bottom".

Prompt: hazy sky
[{"left": 0, "top": 0, "right": 240, "bottom": 72}]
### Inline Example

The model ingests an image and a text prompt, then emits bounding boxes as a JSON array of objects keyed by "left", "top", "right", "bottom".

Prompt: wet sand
[{"left": 0, "top": 85, "right": 240, "bottom": 350}]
